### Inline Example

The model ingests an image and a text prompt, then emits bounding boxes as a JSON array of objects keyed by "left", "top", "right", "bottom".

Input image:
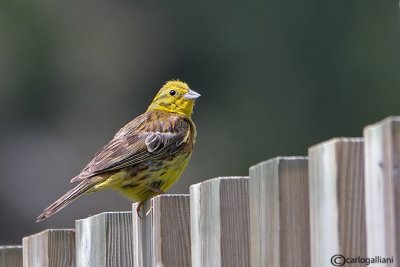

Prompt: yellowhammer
[{"left": 37, "top": 80, "right": 200, "bottom": 222}]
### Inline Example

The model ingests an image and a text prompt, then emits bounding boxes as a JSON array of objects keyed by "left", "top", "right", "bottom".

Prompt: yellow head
[{"left": 147, "top": 80, "right": 201, "bottom": 117}]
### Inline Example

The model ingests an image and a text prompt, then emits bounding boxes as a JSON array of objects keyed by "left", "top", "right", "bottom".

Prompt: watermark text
[{"left": 331, "top": 254, "right": 394, "bottom": 266}]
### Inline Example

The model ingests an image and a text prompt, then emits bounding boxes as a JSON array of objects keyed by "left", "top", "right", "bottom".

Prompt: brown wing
[{"left": 70, "top": 112, "right": 190, "bottom": 183}]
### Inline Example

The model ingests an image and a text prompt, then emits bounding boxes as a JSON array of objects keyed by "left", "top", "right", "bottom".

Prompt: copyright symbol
[{"left": 331, "top": 254, "right": 345, "bottom": 266}]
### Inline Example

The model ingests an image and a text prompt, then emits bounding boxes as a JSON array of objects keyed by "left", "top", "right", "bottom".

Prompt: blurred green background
[{"left": 1, "top": 0, "right": 399, "bottom": 244}]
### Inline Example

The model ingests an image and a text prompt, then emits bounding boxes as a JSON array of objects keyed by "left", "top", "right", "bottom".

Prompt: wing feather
[{"left": 70, "top": 113, "right": 190, "bottom": 183}]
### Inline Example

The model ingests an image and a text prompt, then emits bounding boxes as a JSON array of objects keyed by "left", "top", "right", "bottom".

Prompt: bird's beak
[{"left": 184, "top": 89, "right": 201, "bottom": 100}]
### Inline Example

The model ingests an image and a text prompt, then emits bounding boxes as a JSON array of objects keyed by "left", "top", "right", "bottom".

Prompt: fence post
[
  {"left": 22, "top": 229, "right": 75, "bottom": 267},
  {"left": 309, "top": 138, "right": 365, "bottom": 266},
  {"left": 249, "top": 157, "right": 310, "bottom": 267},
  {"left": 75, "top": 212, "right": 133, "bottom": 267},
  {"left": 132, "top": 194, "right": 191, "bottom": 267},
  {"left": 0, "top": 246, "right": 22, "bottom": 267},
  {"left": 190, "top": 177, "right": 249, "bottom": 267},
  {"left": 364, "top": 117, "right": 400, "bottom": 262}
]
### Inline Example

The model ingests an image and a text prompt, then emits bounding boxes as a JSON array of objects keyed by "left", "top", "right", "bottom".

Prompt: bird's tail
[{"left": 36, "top": 178, "right": 101, "bottom": 222}]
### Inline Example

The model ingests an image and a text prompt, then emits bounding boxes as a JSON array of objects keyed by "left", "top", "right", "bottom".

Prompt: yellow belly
[{"left": 93, "top": 153, "right": 191, "bottom": 203}]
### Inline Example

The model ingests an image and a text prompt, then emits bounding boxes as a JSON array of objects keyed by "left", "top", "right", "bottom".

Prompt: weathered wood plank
[
  {"left": 75, "top": 212, "right": 133, "bottom": 267},
  {"left": 364, "top": 117, "right": 400, "bottom": 262},
  {"left": 22, "top": 229, "right": 75, "bottom": 267},
  {"left": 190, "top": 177, "right": 249, "bottom": 267},
  {"left": 309, "top": 138, "right": 365, "bottom": 267},
  {"left": 0, "top": 246, "right": 22, "bottom": 267},
  {"left": 249, "top": 157, "right": 310, "bottom": 267},
  {"left": 132, "top": 202, "right": 146, "bottom": 267},
  {"left": 132, "top": 194, "right": 191, "bottom": 267}
]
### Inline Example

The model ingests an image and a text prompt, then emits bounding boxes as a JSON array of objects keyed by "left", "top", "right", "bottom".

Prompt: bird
[{"left": 36, "top": 80, "right": 200, "bottom": 222}]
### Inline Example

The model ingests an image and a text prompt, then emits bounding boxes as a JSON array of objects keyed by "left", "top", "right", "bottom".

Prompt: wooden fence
[{"left": 1, "top": 116, "right": 399, "bottom": 267}]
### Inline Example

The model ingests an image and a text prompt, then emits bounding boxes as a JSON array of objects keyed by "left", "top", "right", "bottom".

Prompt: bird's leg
[
  {"left": 136, "top": 201, "right": 144, "bottom": 220},
  {"left": 135, "top": 184, "right": 165, "bottom": 220}
]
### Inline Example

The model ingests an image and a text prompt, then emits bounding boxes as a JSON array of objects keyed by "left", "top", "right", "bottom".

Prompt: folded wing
[{"left": 70, "top": 117, "right": 189, "bottom": 183}]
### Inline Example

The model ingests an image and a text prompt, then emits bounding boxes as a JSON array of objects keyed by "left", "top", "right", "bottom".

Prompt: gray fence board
[
  {"left": 190, "top": 177, "right": 249, "bottom": 267},
  {"left": 364, "top": 117, "right": 400, "bottom": 263},
  {"left": 249, "top": 157, "right": 310, "bottom": 267},
  {"left": 132, "top": 194, "right": 191, "bottom": 267},
  {"left": 309, "top": 138, "right": 365, "bottom": 267},
  {"left": 75, "top": 212, "right": 133, "bottom": 267},
  {"left": 23, "top": 229, "right": 75, "bottom": 267},
  {"left": 0, "top": 246, "right": 22, "bottom": 267}
]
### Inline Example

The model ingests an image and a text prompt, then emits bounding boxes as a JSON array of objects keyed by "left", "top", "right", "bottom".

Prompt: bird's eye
[{"left": 169, "top": 90, "right": 176, "bottom": 96}]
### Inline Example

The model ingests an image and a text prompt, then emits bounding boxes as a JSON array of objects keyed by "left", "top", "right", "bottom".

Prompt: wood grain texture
[
  {"left": 309, "top": 138, "right": 365, "bottom": 267},
  {"left": 22, "top": 229, "right": 75, "bottom": 267},
  {"left": 364, "top": 117, "right": 400, "bottom": 262},
  {"left": 190, "top": 177, "right": 249, "bottom": 267},
  {"left": 132, "top": 194, "right": 191, "bottom": 267},
  {"left": 132, "top": 202, "right": 146, "bottom": 267},
  {"left": 249, "top": 157, "right": 310, "bottom": 267},
  {"left": 0, "top": 246, "right": 22, "bottom": 267},
  {"left": 75, "top": 212, "right": 133, "bottom": 267}
]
